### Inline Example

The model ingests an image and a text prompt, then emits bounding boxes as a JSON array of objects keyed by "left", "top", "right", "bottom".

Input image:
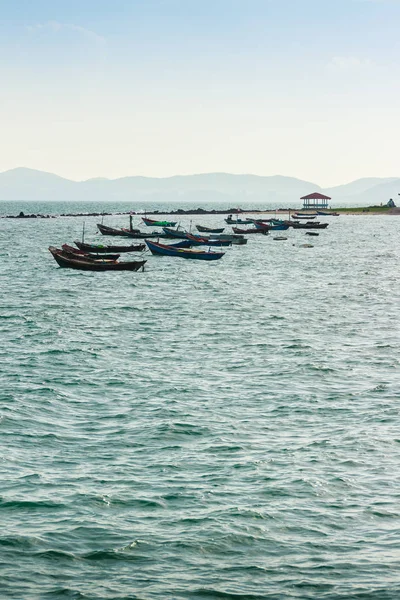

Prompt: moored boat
[
  {"left": 97, "top": 223, "right": 136, "bottom": 236},
  {"left": 225, "top": 215, "right": 253, "bottom": 224},
  {"left": 49, "top": 247, "right": 146, "bottom": 271},
  {"left": 186, "top": 234, "right": 232, "bottom": 247},
  {"left": 75, "top": 241, "right": 145, "bottom": 253},
  {"left": 97, "top": 223, "right": 164, "bottom": 238},
  {"left": 162, "top": 227, "right": 188, "bottom": 239},
  {"left": 145, "top": 240, "right": 224, "bottom": 260},
  {"left": 292, "top": 214, "right": 317, "bottom": 220},
  {"left": 232, "top": 226, "right": 264, "bottom": 234},
  {"left": 292, "top": 222, "right": 328, "bottom": 229},
  {"left": 62, "top": 244, "right": 120, "bottom": 261},
  {"left": 254, "top": 221, "right": 290, "bottom": 231},
  {"left": 142, "top": 217, "right": 177, "bottom": 227},
  {"left": 196, "top": 225, "right": 225, "bottom": 234}
]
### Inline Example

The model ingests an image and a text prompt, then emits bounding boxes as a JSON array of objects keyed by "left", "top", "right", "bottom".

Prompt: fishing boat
[
  {"left": 316, "top": 211, "right": 340, "bottom": 216},
  {"left": 202, "top": 232, "right": 247, "bottom": 244},
  {"left": 163, "top": 227, "right": 246, "bottom": 245},
  {"left": 120, "top": 228, "right": 169, "bottom": 238},
  {"left": 254, "top": 221, "right": 290, "bottom": 231},
  {"left": 49, "top": 247, "right": 146, "bottom": 271},
  {"left": 142, "top": 217, "right": 177, "bottom": 227},
  {"left": 305, "top": 232, "right": 320, "bottom": 236},
  {"left": 75, "top": 241, "right": 145, "bottom": 253},
  {"left": 97, "top": 223, "right": 137, "bottom": 236},
  {"left": 62, "top": 244, "right": 120, "bottom": 261},
  {"left": 145, "top": 240, "right": 224, "bottom": 260},
  {"left": 232, "top": 226, "right": 264, "bottom": 234},
  {"left": 162, "top": 227, "right": 188, "bottom": 239},
  {"left": 292, "top": 222, "right": 328, "bottom": 229},
  {"left": 163, "top": 240, "right": 193, "bottom": 248},
  {"left": 186, "top": 234, "right": 232, "bottom": 247},
  {"left": 196, "top": 225, "right": 225, "bottom": 234},
  {"left": 225, "top": 215, "right": 253, "bottom": 225},
  {"left": 97, "top": 223, "right": 162, "bottom": 239},
  {"left": 292, "top": 214, "right": 317, "bottom": 220}
]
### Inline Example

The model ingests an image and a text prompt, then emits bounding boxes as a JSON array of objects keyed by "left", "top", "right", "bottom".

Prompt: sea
[{"left": 1, "top": 200, "right": 400, "bottom": 599}]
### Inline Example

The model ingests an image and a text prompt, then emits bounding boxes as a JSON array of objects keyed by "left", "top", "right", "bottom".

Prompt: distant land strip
[{"left": 1, "top": 205, "right": 399, "bottom": 219}]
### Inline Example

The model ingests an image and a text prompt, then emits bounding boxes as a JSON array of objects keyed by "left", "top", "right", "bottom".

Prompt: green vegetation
[{"left": 335, "top": 205, "right": 391, "bottom": 213}]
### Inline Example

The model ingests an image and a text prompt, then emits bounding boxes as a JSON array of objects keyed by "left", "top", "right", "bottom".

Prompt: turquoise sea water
[{"left": 1, "top": 203, "right": 400, "bottom": 599}]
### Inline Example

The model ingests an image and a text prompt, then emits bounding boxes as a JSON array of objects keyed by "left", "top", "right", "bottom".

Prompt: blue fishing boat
[
  {"left": 162, "top": 227, "right": 188, "bottom": 239},
  {"left": 254, "top": 221, "right": 290, "bottom": 231},
  {"left": 145, "top": 240, "right": 225, "bottom": 260},
  {"left": 164, "top": 240, "right": 193, "bottom": 248}
]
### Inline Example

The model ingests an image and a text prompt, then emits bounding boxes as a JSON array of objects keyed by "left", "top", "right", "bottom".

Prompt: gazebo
[{"left": 301, "top": 192, "right": 331, "bottom": 210}]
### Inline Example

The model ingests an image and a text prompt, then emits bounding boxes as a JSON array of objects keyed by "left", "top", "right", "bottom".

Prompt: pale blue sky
[{"left": 1, "top": 0, "right": 399, "bottom": 185}]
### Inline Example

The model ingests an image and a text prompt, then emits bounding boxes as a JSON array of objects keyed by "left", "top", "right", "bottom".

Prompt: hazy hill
[
  {"left": 334, "top": 178, "right": 400, "bottom": 207},
  {"left": 0, "top": 168, "right": 398, "bottom": 206}
]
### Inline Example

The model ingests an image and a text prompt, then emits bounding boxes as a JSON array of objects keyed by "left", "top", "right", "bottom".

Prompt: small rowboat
[
  {"left": 292, "top": 222, "right": 328, "bottom": 229},
  {"left": 254, "top": 221, "right": 290, "bottom": 231},
  {"left": 49, "top": 247, "right": 146, "bottom": 271},
  {"left": 186, "top": 234, "right": 232, "bottom": 247},
  {"left": 97, "top": 223, "right": 137, "bottom": 236},
  {"left": 62, "top": 244, "right": 120, "bottom": 261},
  {"left": 225, "top": 215, "right": 252, "bottom": 224},
  {"left": 163, "top": 240, "right": 193, "bottom": 249},
  {"left": 142, "top": 217, "right": 177, "bottom": 227},
  {"left": 75, "top": 241, "right": 145, "bottom": 253},
  {"left": 232, "top": 227, "right": 264, "bottom": 234},
  {"left": 145, "top": 240, "right": 224, "bottom": 260},
  {"left": 98, "top": 223, "right": 163, "bottom": 238},
  {"left": 162, "top": 227, "right": 188, "bottom": 238},
  {"left": 292, "top": 214, "right": 317, "bottom": 220},
  {"left": 196, "top": 225, "right": 225, "bottom": 234}
]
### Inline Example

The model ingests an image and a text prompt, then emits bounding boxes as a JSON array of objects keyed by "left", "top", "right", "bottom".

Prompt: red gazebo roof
[{"left": 300, "top": 192, "right": 331, "bottom": 200}]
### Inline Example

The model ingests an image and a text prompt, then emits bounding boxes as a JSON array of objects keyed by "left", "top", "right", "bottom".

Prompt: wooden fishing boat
[
  {"left": 292, "top": 214, "right": 317, "bottom": 220},
  {"left": 97, "top": 223, "right": 163, "bottom": 238},
  {"left": 186, "top": 234, "right": 232, "bottom": 247},
  {"left": 120, "top": 228, "right": 169, "bottom": 238},
  {"left": 62, "top": 244, "right": 120, "bottom": 261},
  {"left": 316, "top": 211, "right": 339, "bottom": 216},
  {"left": 163, "top": 240, "right": 193, "bottom": 249},
  {"left": 196, "top": 225, "right": 225, "bottom": 234},
  {"left": 145, "top": 240, "right": 224, "bottom": 260},
  {"left": 254, "top": 221, "right": 290, "bottom": 231},
  {"left": 232, "top": 226, "right": 264, "bottom": 234},
  {"left": 49, "top": 247, "right": 146, "bottom": 271},
  {"left": 292, "top": 222, "right": 328, "bottom": 229},
  {"left": 75, "top": 241, "right": 145, "bottom": 253},
  {"left": 142, "top": 217, "right": 177, "bottom": 227},
  {"left": 162, "top": 227, "right": 188, "bottom": 239},
  {"left": 97, "top": 223, "right": 136, "bottom": 236},
  {"left": 225, "top": 215, "right": 253, "bottom": 224}
]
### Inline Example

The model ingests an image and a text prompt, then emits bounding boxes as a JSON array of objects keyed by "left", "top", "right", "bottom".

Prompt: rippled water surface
[{"left": 1, "top": 205, "right": 400, "bottom": 599}]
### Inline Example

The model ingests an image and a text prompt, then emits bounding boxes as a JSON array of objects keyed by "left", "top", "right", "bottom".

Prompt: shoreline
[{"left": 1, "top": 207, "right": 399, "bottom": 219}]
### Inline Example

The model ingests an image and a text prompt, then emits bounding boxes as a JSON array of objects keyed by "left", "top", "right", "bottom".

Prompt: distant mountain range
[{"left": 0, "top": 168, "right": 399, "bottom": 207}]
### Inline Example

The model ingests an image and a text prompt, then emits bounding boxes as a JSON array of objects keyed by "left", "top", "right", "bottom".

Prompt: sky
[{"left": 0, "top": 0, "right": 400, "bottom": 186}]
